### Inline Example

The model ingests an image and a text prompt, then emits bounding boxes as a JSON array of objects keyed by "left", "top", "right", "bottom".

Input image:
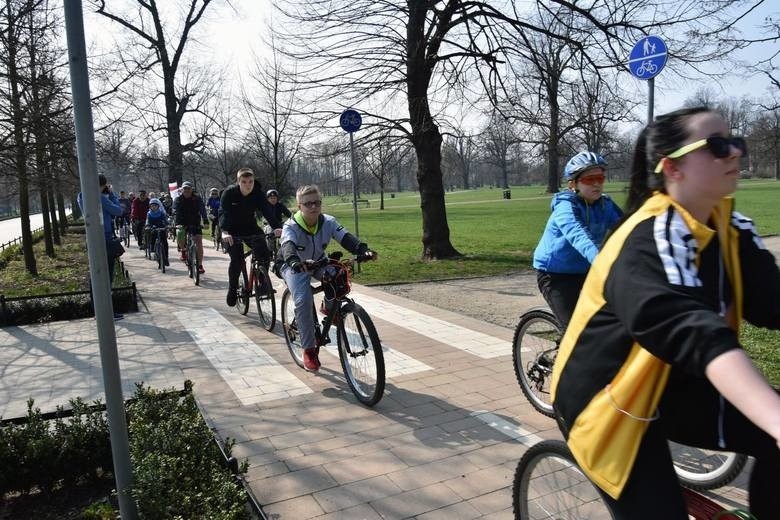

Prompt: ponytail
[{"left": 622, "top": 106, "right": 712, "bottom": 220}]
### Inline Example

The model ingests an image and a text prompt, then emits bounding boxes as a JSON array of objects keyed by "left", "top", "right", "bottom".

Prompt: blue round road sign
[
  {"left": 628, "top": 36, "right": 667, "bottom": 80},
  {"left": 340, "top": 109, "right": 362, "bottom": 133}
]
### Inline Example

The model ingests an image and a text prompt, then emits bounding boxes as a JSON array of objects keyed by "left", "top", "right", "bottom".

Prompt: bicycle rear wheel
[
  {"left": 253, "top": 265, "right": 276, "bottom": 331},
  {"left": 512, "top": 309, "right": 561, "bottom": 417},
  {"left": 669, "top": 442, "right": 748, "bottom": 490},
  {"left": 513, "top": 439, "right": 614, "bottom": 520},
  {"left": 156, "top": 238, "right": 165, "bottom": 273},
  {"left": 236, "top": 265, "right": 250, "bottom": 315},
  {"left": 336, "top": 302, "right": 385, "bottom": 407},
  {"left": 280, "top": 288, "right": 306, "bottom": 368}
]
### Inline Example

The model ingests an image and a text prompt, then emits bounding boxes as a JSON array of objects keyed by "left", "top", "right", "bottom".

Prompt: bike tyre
[
  {"left": 336, "top": 302, "right": 385, "bottom": 407},
  {"left": 669, "top": 443, "right": 748, "bottom": 491},
  {"left": 236, "top": 265, "right": 250, "bottom": 315},
  {"left": 513, "top": 439, "right": 614, "bottom": 520},
  {"left": 512, "top": 309, "right": 560, "bottom": 418},
  {"left": 254, "top": 266, "right": 276, "bottom": 331},
  {"left": 280, "top": 288, "right": 306, "bottom": 368}
]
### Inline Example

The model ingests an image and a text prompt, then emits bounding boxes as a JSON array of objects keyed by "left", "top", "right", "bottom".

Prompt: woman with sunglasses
[
  {"left": 278, "top": 185, "right": 377, "bottom": 372},
  {"left": 532, "top": 150, "right": 623, "bottom": 330},
  {"left": 550, "top": 106, "right": 780, "bottom": 519}
]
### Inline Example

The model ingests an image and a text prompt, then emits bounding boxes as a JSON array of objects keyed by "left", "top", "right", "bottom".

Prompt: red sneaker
[
  {"left": 198, "top": 265, "right": 205, "bottom": 274},
  {"left": 180, "top": 251, "right": 187, "bottom": 262},
  {"left": 303, "top": 348, "right": 320, "bottom": 372}
]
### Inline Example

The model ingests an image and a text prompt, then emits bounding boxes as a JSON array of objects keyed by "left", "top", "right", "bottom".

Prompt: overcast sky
[{"left": 80, "top": 0, "right": 778, "bottom": 136}]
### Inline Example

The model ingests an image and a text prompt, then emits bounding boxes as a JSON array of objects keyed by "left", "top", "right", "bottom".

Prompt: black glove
[{"left": 290, "top": 261, "right": 303, "bottom": 273}]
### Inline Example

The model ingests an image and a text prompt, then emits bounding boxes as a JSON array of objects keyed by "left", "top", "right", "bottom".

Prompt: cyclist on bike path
[
  {"left": 220, "top": 168, "right": 283, "bottom": 307},
  {"left": 532, "top": 151, "right": 623, "bottom": 330},
  {"left": 145, "top": 198, "right": 170, "bottom": 266},
  {"left": 130, "top": 190, "right": 150, "bottom": 249},
  {"left": 277, "top": 184, "right": 376, "bottom": 372},
  {"left": 263, "top": 188, "right": 292, "bottom": 253},
  {"left": 206, "top": 187, "right": 221, "bottom": 238},
  {"left": 173, "top": 181, "right": 208, "bottom": 272},
  {"left": 550, "top": 107, "right": 780, "bottom": 519}
]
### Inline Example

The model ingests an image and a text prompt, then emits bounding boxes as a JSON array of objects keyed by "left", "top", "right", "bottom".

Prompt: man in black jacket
[
  {"left": 173, "top": 181, "right": 208, "bottom": 272},
  {"left": 220, "top": 168, "right": 283, "bottom": 306}
]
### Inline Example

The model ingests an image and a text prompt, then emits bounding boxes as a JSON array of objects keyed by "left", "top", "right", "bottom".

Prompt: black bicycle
[
  {"left": 511, "top": 306, "right": 747, "bottom": 490},
  {"left": 280, "top": 251, "right": 385, "bottom": 407},
  {"left": 231, "top": 235, "right": 276, "bottom": 331},
  {"left": 148, "top": 227, "right": 168, "bottom": 273},
  {"left": 184, "top": 226, "right": 201, "bottom": 286}
]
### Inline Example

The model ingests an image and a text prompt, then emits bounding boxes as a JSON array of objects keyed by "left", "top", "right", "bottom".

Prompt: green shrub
[
  {"left": 127, "top": 382, "right": 250, "bottom": 520},
  {"left": 0, "top": 399, "right": 111, "bottom": 496},
  {"left": 0, "top": 381, "right": 250, "bottom": 519}
]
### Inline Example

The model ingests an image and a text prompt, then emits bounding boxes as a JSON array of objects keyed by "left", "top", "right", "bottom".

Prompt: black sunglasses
[{"left": 655, "top": 136, "right": 748, "bottom": 173}]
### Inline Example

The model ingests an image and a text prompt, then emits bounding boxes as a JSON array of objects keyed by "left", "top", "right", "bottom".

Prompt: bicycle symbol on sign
[
  {"left": 635, "top": 60, "right": 658, "bottom": 77},
  {"left": 340, "top": 112, "right": 361, "bottom": 129}
]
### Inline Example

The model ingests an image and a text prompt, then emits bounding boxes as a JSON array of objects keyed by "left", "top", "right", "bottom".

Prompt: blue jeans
[{"left": 281, "top": 265, "right": 323, "bottom": 349}]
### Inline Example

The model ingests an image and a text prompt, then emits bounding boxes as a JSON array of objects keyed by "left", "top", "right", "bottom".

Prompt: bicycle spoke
[{"left": 337, "top": 304, "right": 385, "bottom": 406}]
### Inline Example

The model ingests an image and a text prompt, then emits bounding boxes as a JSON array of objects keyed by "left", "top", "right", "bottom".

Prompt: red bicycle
[{"left": 231, "top": 235, "right": 276, "bottom": 331}]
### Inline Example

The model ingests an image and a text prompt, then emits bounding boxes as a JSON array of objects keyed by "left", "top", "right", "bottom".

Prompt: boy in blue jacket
[{"left": 532, "top": 151, "right": 623, "bottom": 329}]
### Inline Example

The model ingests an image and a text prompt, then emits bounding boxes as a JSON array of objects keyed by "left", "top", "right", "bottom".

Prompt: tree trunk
[
  {"left": 407, "top": 2, "right": 460, "bottom": 260},
  {"left": 546, "top": 101, "right": 561, "bottom": 194},
  {"left": 164, "top": 74, "right": 184, "bottom": 185},
  {"left": 7, "top": 3, "right": 36, "bottom": 275},
  {"left": 48, "top": 189, "right": 60, "bottom": 245},
  {"left": 39, "top": 188, "right": 54, "bottom": 257},
  {"left": 413, "top": 127, "right": 460, "bottom": 260}
]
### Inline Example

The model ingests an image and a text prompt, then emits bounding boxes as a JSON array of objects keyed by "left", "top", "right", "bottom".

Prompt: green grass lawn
[{"left": 315, "top": 178, "right": 780, "bottom": 284}]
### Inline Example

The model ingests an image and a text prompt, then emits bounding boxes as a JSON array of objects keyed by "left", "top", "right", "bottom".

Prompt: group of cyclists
[
  {"left": 115, "top": 167, "right": 375, "bottom": 374},
  {"left": 532, "top": 106, "right": 780, "bottom": 519},
  {"left": 92, "top": 104, "right": 780, "bottom": 519}
]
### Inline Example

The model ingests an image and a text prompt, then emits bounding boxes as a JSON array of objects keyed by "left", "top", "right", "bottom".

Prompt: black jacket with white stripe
[{"left": 550, "top": 192, "right": 780, "bottom": 497}]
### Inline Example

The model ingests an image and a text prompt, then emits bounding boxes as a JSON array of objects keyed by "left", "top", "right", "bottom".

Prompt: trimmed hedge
[{"left": 0, "top": 381, "right": 251, "bottom": 520}]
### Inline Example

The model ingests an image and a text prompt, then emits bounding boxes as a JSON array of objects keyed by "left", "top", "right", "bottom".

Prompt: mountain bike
[
  {"left": 511, "top": 307, "right": 748, "bottom": 490},
  {"left": 184, "top": 226, "right": 202, "bottom": 286},
  {"left": 280, "top": 251, "right": 385, "bottom": 407},
  {"left": 118, "top": 217, "right": 130, "bottom": 248},
  {"left": 512, "top": 439, "right": 756, "bottom": 520},
  {"left": 232, "top": 235, "right": 275, "bottom": 331},
  {"left": 211, "top": 215, "right": 221, "bottom": 251},
  {"left": 148, "top": 227, "right": 168, "bottom": 273}
]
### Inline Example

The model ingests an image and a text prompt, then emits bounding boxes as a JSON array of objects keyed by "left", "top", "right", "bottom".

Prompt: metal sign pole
[
  {"left": 63, "top": 2, "right": 137, "bottom": 519},
  {"left": 648, "top": 77, "right": 655, "bottom": 123},
  {"left": 350, "top": 131, "right": 359, "bottom": 240}
]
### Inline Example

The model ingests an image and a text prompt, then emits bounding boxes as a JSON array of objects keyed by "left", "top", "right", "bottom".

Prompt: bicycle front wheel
[
  {"left": 513, "top": 439, "right": 614, "bottom": 520},
  {"left": 236, "top": 265, "right": 250, "bottom": 315},
  {"left": 336, "top": 302, "right": 385, "bottom": 407},
  {"left": 253, "top": 266, "right": 276, "bottom": 331},
  {"left": 280, "top": 289, "right": 305, "bottom": 368},
  {"left": 156, "top": 239, "right": 164, "bottom": 273},
  {"left": 669, "top": 443, "right": 748, "bottom": 490},
  {"left": 512, "top": 310, "right": 561, "bottom": 417}
]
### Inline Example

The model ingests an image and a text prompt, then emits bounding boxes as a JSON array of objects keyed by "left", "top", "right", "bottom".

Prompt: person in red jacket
[{"left": 130, "top": 190, "right": 150, "bottom": 249}]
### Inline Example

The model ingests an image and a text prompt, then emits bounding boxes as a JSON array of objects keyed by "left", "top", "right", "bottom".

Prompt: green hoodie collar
[{"left": 293, "top": 211, "right": 319, "bottom": 235}]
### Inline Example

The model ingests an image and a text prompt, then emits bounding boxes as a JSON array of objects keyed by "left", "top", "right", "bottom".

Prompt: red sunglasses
[{"left": 577, "top": 174, "right": 606, "bottom": 186}]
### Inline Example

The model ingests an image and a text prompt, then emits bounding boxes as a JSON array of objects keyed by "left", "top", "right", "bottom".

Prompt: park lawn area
[
  {"left": 320, "top": 178, "right": 780, "bottom": 285},
  {"left": 0, "top": 233, "right": 91, "bottom": 298}
]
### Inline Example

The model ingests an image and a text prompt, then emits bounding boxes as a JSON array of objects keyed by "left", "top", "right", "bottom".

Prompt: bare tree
[
  {"left": 243, "top": 40, "right": 308, "bottom": 195},
  {"left": 93, "top": 0, "right": 218, "bottom": 185},
  {"left": 363, "top": 134, "right": 410, "bottom": 209},
  {"left": 480, "top": 110, "right": 524, "bottom": 189},
  {"left": 0, "top": 0, "right": 47, "bottom": 274}
]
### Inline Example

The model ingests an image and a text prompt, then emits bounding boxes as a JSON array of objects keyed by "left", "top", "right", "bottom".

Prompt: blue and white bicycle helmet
[{"left": 563, "top": 151, "right": 607, "bottom": 181}]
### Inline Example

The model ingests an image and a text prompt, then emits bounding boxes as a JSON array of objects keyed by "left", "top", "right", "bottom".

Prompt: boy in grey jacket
[{"left": 278, "top": 185, "right": 376, "bottom": 371}]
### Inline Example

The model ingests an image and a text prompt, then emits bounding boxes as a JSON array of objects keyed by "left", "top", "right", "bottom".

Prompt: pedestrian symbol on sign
[{"left": 629, "top": 35, "right": 667, "bottom": 81}]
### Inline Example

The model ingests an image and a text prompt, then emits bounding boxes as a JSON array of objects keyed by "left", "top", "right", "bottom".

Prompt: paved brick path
[{"left": 4, "top": 235, "right": 776, "bottom": 518}]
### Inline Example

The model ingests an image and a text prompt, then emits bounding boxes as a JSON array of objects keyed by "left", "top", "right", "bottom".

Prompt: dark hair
[
  {"left": 624, "top": 106, "right": 712, "bottom": 217},
  {"left": 98, "top": 174, "right": 107, "bottom": 187}
]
